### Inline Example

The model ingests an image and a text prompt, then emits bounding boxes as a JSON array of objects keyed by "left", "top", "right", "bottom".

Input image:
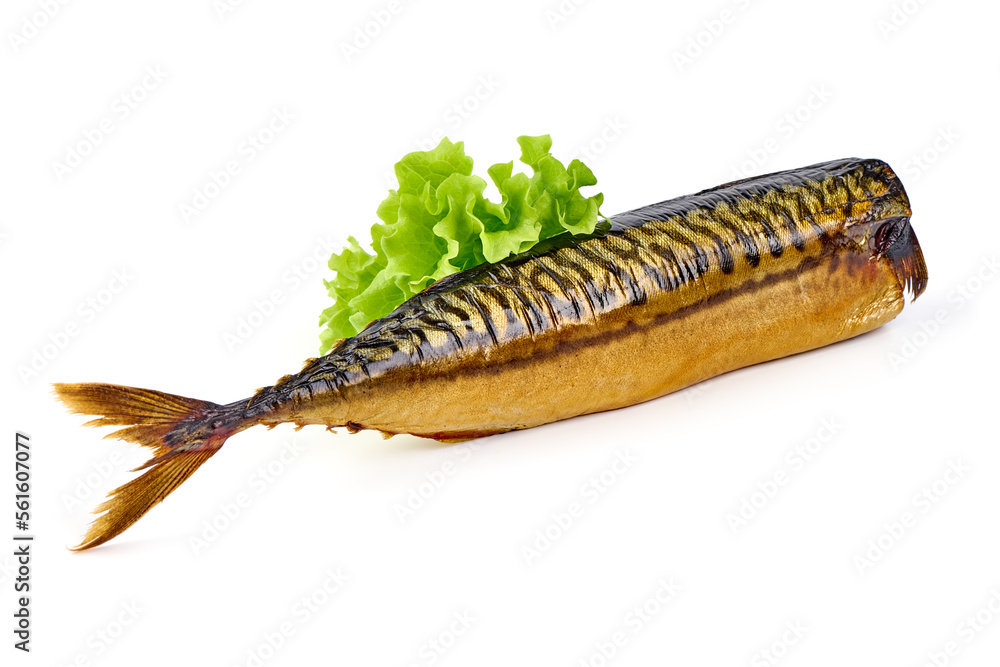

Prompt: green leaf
[
  {"left": 318, "top": 134, "right": 604, "bottom": 353},
  {"left": 516, "top": 135, "right": 553, "bottom": 168}
]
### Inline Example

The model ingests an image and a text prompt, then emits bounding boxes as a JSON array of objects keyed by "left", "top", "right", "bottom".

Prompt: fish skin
[
  {"left": 244, "top": 157, "right": 927, "bottom": 439},
  {"left": 54, "top": 157, "right": 928, "bottom": 549}
]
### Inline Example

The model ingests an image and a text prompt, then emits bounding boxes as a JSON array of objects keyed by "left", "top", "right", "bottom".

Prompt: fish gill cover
[{"left": 318, "top": 135, "right": 605, "bottom": 353}]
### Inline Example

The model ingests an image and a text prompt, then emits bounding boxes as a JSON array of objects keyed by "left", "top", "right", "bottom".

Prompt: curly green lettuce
[{"left": 318, "top": 135, "right": 604, "bottom": 353}]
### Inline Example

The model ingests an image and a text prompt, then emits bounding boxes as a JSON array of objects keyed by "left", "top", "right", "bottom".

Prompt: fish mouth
[{"left": 868, "top": 215, "right": 929, "bottom": 301}]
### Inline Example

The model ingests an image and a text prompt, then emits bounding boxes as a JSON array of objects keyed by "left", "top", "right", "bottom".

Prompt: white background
[{"left": 2, "top": 1, "right": 999, "bottom": 665}]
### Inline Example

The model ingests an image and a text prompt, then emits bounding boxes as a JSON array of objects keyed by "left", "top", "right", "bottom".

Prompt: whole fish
[{"left": 55, "top": 157, "right": 928, "bottom": 550}]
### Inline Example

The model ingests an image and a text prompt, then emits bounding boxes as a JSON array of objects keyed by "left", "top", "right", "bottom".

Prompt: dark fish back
[{"left": 283, "top": 158, "right": 920, "bottom": 394}]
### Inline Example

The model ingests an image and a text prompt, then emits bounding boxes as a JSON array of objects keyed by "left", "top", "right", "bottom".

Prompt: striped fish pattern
[
  {"left": 55, "top": 157, "right": 928, "bottom": 549},
  {"left": 258, "top": 157, "right": 926, "bottom": 432}
]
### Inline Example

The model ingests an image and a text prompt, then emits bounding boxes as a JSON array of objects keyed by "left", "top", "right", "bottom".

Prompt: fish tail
[{"left": 53, "top": 382, "right": 247, "bottom": 551}]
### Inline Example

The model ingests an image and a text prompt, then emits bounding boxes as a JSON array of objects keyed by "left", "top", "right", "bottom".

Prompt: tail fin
[{"left": 52, "top": 383, "right": 244, "bottom": 551}]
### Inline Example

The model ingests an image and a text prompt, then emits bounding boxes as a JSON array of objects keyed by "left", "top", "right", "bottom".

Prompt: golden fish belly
[
  {"left": 338, "top": 246, "right": 903, "bottom": 439},
  {"left": 263, "top": 157, "right": 926, "bottom": 441},
  {"left": 54, "top": 157, "right": 928, "bottom": 551}
]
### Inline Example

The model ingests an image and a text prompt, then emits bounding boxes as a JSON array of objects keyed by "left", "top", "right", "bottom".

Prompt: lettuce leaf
[{"left": 318, "top": 135, "right": 603, "bottom": 353}]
